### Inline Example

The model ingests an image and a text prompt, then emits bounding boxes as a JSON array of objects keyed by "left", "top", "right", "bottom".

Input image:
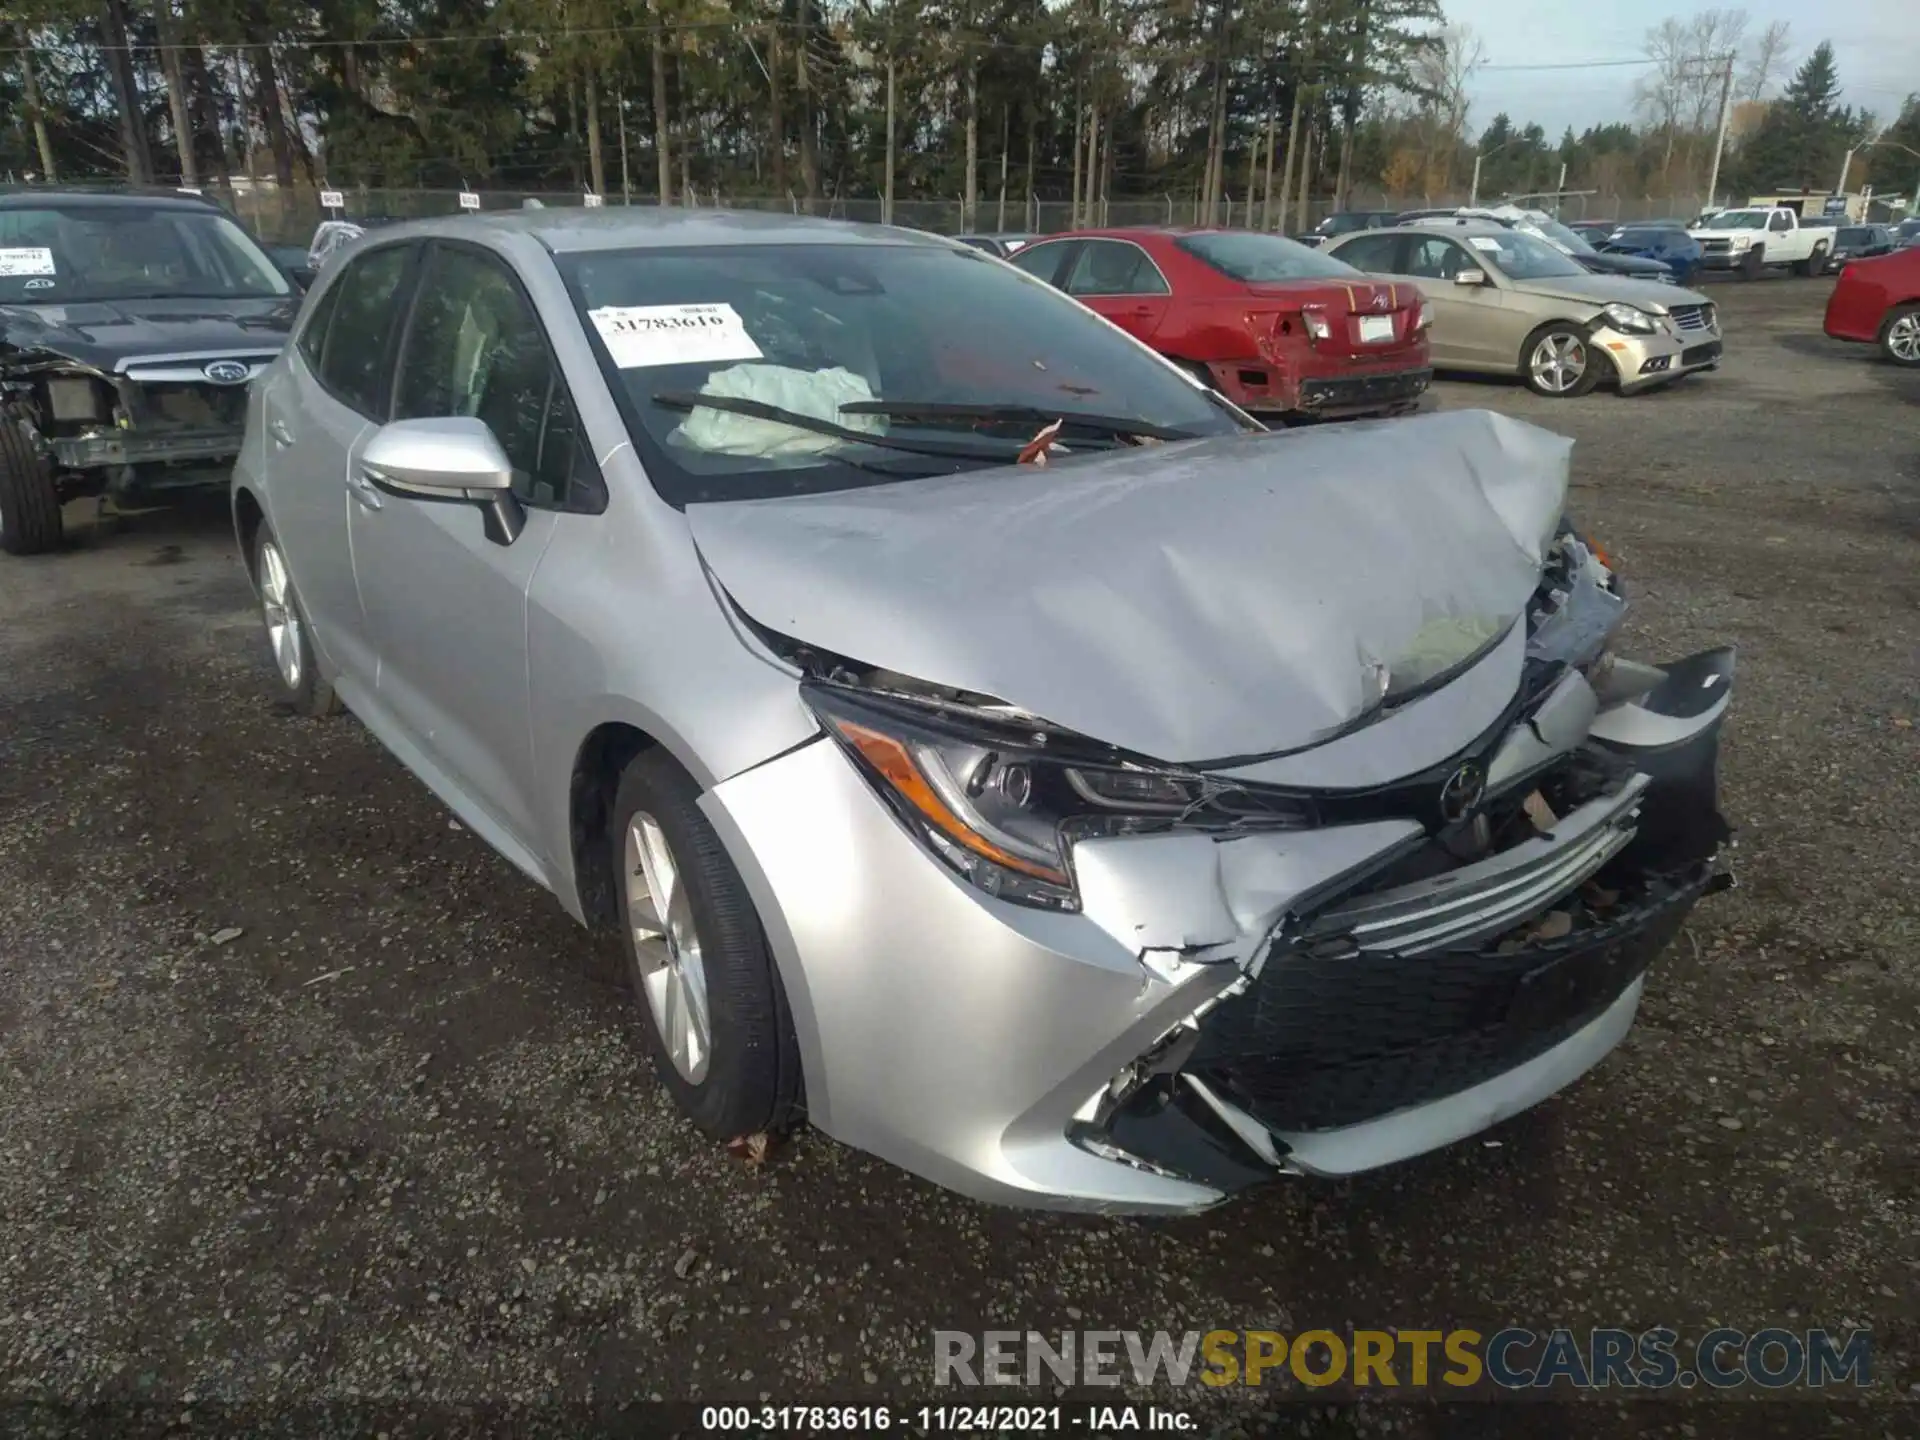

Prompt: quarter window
[
  {"left": 314, "top": 244, "right": 412, "bottom": 417},
  {"left": 393, "top": 245, "right": 585, "bottom": 510}
]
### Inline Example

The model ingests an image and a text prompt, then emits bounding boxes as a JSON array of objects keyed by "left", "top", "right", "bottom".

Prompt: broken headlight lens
[{"left": 803, "top": 683, "right": 1311, "bottom": 911}]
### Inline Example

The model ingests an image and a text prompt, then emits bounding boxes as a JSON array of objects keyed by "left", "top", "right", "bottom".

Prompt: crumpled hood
[
  {"left": 0, "top": 296, "right": 294, "bottom": 371},
  {"left": 687, "top": 408, "right": 1573, "bottom": 766}
]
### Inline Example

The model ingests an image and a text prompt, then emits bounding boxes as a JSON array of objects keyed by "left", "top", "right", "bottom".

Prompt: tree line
[{"left": 3, "top": 0, "right": 1916, "bottom": 232}]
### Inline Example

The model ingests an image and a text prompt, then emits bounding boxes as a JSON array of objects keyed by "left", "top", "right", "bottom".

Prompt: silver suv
[{"left": 233, "top": 208, "right": 1734, "bottom": 1213}]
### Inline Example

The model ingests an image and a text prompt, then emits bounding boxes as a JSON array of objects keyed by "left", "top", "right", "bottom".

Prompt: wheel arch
[{"left": 232, "top": 485, "right": 267, "bottom": 584}]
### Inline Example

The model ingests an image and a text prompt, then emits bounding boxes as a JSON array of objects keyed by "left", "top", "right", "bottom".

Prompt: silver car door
[
  {"left": 346, "top": 241, "right": 575, "bottom": 871},
  {"left": 1404, "top": 236, "right": 1512, "bottom": 370},
  {"left": 262, "top": 242, "right": 416, "bottom": 695}
]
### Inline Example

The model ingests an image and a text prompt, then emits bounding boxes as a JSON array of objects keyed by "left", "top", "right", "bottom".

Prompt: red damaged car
[
  {"left": 1823, "top": 245, "right": 1920, "bottom": 367},
  {"left": 1008, "top": 227, "right": 1433, "bottom": 420}
]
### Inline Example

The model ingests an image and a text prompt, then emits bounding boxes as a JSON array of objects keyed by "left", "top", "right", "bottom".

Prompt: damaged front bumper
[
  {"left": 50, "top": 425, "right": 244, "bottom": 470},
  {"left": 701, "top": 641, "right": 1735, "bottom": 1214}
]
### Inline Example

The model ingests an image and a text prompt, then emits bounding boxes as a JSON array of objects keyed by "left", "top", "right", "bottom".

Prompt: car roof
[
  {"left": 0, "top": 186, "right": 220, "bottom": 212},
  {"left": 1384, "top": 219, "right": 1517, "bottom": 239},
  {"left": 357, "top": 206, "right": 958, "bottom": 255}
]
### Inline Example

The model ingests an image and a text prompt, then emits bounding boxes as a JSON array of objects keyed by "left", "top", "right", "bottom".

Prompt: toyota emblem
[
  {"left": 203, "top": 360, "right": 251, "bottom": 385},
  {"left": 1437, "top": 761, "right": 1486, "bottom": 826}
]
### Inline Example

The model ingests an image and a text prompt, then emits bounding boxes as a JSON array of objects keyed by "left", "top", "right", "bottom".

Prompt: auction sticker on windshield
[
  {"left": 0, "top": 248, "right": 57, "bottom": 277},
  {"left": 589, "top": 303, "right": 764, "bottom": 369},
  {"left": 1467, "top": 237, "right": 1503, "bottom": 252}
]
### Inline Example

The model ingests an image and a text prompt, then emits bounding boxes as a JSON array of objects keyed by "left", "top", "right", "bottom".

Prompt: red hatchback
[
  {"left": 1008, "top": 227, "right": 1433, "bottom": 419},
  {"left": 1823, "top": 246, "right": 1920, "bottom": 366}
]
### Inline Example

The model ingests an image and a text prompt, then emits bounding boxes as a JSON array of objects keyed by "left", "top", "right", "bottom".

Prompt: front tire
[
  {"left": 252, "top": 522, "right": 339, "bottom": 717},
  {"left": 1521, "top": 324, "right": 1600, "bottom": 398},
  {"left": 1881, "top": 304, "right": 1920, "bottom": 368},
  {"left": 1740, "top": 244, "right": 1765, "bottom": 279},
  {"left": 0, "top": 422, "right": 64, "bottom": 556},
  {"left": 611, "top": 749, "right": 803, "bottom": 1139}
]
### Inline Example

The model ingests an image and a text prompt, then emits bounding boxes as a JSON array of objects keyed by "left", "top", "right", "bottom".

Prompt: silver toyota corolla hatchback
[{"left": 232, "top": 209, "right": 1734, "bottom": 1214}]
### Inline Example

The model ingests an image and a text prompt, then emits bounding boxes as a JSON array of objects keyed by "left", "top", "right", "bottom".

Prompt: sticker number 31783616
[{"left": 588, "top": 303, "right": 765, "bottom": 369}]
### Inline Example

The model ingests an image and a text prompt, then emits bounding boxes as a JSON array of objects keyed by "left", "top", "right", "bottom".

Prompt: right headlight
[
  {"left": 803, "top": 683, "right": 1314, "bottom": 911},
  {"left": 1601, "top": 302, "right": 1659, "bottom": 334}
]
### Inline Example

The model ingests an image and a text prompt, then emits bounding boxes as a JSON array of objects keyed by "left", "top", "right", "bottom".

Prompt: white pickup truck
[{"left": 1688, "top": 207, "right": 1832, "bottom": 278}]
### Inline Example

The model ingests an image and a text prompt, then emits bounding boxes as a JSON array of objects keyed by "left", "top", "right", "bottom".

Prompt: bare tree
[
  {"left": 1740, "top": 19, "right": 1792, "bottom": 102},
  {"left": 1409, "top": 22, "right": 1483, "bottom": 191}
]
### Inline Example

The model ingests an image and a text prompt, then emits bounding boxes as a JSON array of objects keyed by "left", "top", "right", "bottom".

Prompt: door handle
[
  {"left": 268, "top": 418, "right": 295, "bottom": 449},
  {"left": 350, "top": 469, "right": 384, "bottom": 511}
]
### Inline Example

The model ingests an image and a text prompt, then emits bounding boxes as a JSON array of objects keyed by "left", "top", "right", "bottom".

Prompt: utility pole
[
  {"left": 1469, "top": 151, "right": 1481, "bottom": 207},
  {"left": 1705, "top": 52, "right": 1735, "bottom": 211}
]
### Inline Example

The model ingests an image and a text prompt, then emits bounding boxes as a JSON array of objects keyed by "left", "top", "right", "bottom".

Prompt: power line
[{"left": 1480, "top": 59, "right": 1654, "bottom": 73}]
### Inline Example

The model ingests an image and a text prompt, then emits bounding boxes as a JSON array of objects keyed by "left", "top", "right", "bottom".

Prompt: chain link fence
[{"left": 213, "top": 180, "right": 1713, "bottom": 246}]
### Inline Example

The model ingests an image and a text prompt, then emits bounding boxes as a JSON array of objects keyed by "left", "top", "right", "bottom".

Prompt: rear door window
[
  {"left": 315, "top": 244, "right": 414, "bottom": 417},
  {"left": 1064, "top": 241, "right": 1170, "bottom": 297},
  {"left": 1333, "top": 233, "right": 1401, "bottom": 272},
  {"left": 1009, "top": 240, "right": 1075, "bottom": 287}
]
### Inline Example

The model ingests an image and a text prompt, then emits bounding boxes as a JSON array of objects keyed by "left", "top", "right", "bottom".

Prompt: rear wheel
[
  {"left": 1881, "top": 304, "right": 1920, "bottom": 368},
  {"left": 1796, "top": 241, "right": 1828, "bottom": 277},
  {"left": 1520, "top": 324, "right": 1600, "bottom": 398},
  {"left": 0, "top": 422, "right": 64, "bottom": 556},
  {"left": 610, "top": 749, "right": 803, "bottom": 1140}
]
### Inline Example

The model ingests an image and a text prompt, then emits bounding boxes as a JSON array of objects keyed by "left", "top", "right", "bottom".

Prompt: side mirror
[
  {"left": 361, "top": 417, "right": 525, "bottom": 544},
  {"left": 1454, "top": 268, "right": 1489, "bottom": 287}
]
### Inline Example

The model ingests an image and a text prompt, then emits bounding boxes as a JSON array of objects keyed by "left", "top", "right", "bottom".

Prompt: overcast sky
[{"left": 1446, "top": 0, "right": 1919, "bottom": 138}]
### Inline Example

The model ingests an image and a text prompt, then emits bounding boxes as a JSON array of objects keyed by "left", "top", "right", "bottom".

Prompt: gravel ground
[{"left": 0, "top": 275, "right": 1914, "bottom": 1439}]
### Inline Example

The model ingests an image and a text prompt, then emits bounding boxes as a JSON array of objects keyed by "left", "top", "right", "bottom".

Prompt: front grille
[
  {"left": 1668, "top": 303, "right": 1714, "bottom": 332},
  {"left": 1681, "top": 342, "right": 1723, "bottom": 367},
  {"left": 1188, "top": 868, "right": 1708, "bottom": 1132},
  {"left": 1296, "top": 776, "right": 1648, "bottom": 955},
  {"left": 137, "top": 382, "right": 249, "bottom": 429},
  {"left": 1701, "top": 238, "right": 1732, "bottom": 254}
]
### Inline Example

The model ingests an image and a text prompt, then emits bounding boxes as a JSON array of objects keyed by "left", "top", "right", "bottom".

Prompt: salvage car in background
[
  {"left": 0, "top": 188, "right": 299, "bottom": 554},
  {"left": 1327, "top": 221, "right": 1721, "bottom": 397},
  {"left": 1821, "top": 224, "right": 1898, "bottom": 271},
  {"left": 1598, "top": 225, "right": 1704, "bottom": 286},
  {"left": 1823, "top": 244, "right": 1920, "bottom": 367},
  {"left": 1010, "top": 227, "right": 1432, "bottom": 419},
  {"left": 1298, "top": 210, "right": 1398, "bottom": 248},
  {"left": 232, "top": 207, "right": 1734, "bottom": 1213}
]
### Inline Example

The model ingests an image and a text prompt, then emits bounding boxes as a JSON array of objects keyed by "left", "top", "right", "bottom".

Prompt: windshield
[
  {"left": 1709, "top": 211, "right": 1771, "bottom": 230},
  {"left": 0, "top": 203, "right": 290, "bottom": 304},
  {"left": 1176, "top": 230, "right": 1360, "bottom": 282},
  {"left": 1526, "top": 217, "right": 1596, "bottom": 255},
  {"left": 1837, "top": 227, "right": 1871, "bottom": 244},
  {"left": 561, "top": 242, "right": 1245, "bottom": 506},
  {"left": 1462, "top": 230, "right": 1589, "bottom": 280}
]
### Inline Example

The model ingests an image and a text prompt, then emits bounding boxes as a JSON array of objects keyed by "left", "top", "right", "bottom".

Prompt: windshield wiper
[
  {"left": 837, "top": 401, "right": 1196, "bottom": 443},
  {"left": 652, "top": 390, "right": 1016, "bottom": 462}
]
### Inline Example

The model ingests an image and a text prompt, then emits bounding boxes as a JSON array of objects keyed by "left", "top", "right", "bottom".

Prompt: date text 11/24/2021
[{"left": 699, "top": 1404, "right": 1197, "bottom": 1432}]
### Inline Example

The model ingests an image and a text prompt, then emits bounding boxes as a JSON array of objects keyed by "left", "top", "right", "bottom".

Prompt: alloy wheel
[
  {"left": 624, "top": 813, "right": 712, "bottom": 1084},
  {"left": 1530, "top": 333, "right": 1588, "bottom": 394},
  {"left": 257, "top": 540, "right": 303, "bottom": 690},
  {"left": 1887, "top": 314, "right": 1920, "bottom": 364}
]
